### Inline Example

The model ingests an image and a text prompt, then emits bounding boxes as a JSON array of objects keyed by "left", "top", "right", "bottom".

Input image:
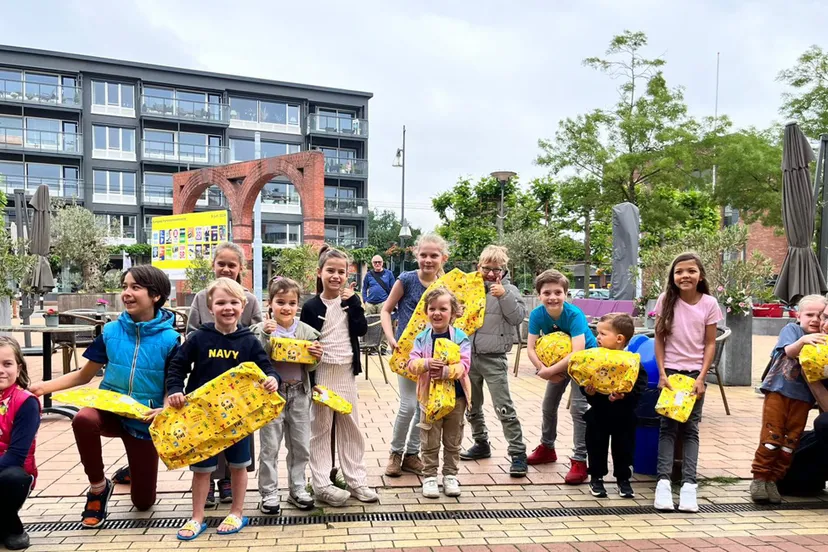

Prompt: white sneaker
[
  {"left": 678, "top": 482, "right": 699, "bottom": 513},
  {"left": 422, "top": 476, "right": 439, "bottom": 498},
  {"left": 653, "top": 479, "right": 675, "bottom": 511},
  {"left": 260, "top": 493, "right": 281, "bottom": 514},
  {"left": 315, "top": 484, "right": 350, "bottom": 507},
  {"left": 349, "top": 486, "right": 379, "bottom": 503},
  {"left": 443, "top": 475, "right": 461, "bottom": 497},
  {"left": 288, "top": 488, "right": 315, "bottom": 510}
]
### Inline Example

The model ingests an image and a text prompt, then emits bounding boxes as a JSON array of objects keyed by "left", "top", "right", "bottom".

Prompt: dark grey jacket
[{"left": 471, "top": 274, "right": 527, "bottom": 355}]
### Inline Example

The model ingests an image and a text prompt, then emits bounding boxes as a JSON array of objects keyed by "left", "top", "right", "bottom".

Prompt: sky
[{"left": 0, "top": 0, "right": 824, "bottom": 231}]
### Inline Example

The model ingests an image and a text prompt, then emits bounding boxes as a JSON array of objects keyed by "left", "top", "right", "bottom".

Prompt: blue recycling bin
[{"left": 628, "top": 335, "right": 661, "bottom": 475}]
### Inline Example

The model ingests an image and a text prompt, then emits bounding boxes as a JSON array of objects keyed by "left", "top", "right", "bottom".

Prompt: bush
[
  {"left": 51, "top": 203, "right": 111, "bottom": 292},
  {"left": 185, "top": 255, "right": 214, "bottom": 294}
]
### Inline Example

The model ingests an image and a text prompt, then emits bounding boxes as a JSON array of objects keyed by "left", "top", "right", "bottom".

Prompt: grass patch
[{"left": 698, "top": 476, "right": 742, "bottom": 487}]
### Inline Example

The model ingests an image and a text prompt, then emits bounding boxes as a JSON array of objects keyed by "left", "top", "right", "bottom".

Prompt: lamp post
[
  {"left": 490, "top": 171, "right": 516, "bottom": 240},
  {"left": 393, "top": 125, "right": 410, "bottom": 271}
]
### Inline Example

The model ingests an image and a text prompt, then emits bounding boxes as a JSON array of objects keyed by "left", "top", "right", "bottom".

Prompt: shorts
[{"left": 190, "top": 435, "right": 253, "bottom": 473}]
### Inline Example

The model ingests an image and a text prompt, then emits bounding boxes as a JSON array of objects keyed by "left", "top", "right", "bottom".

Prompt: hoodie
[{"left": 166, "top": 322, "right": 277, "bottom": 396}]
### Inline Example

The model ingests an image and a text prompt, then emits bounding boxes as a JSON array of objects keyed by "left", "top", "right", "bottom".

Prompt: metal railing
[
  {"left": 0, "top": 127, "right": 82, "bottom": 154},
  {"left": 140, "top": 94, "right": 230, "bottom": 123},
  {"left": 324, "top": 196, "right": 368, "bottom": 216},
  {"left": 0, "top": 78, "right": 82, "bottom": 107},
  {"left": 141, "top": 139, "right": 227, "bottom": 165},
  {"left": 323, "top": 157, "right": 368, "bottom": 177},
  {"left": 308, "top": 114, "right": 368, "bottom": 138},
  {"left": 142, "top": 185, "right": 227, "bottom": 207},
  {"left": 328, "top": 236, "right": 367, "bottom": 248},
  {"left": 0, "top": 175, "right": 83, "bottom": 199}
]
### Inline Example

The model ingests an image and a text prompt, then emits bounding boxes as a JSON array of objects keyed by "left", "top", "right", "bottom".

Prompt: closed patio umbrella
[
  {"left": 773, "top": 123, "right": 827, "bottom": 304},
  {"left": 28, "top": 185, "right": 54, "bottom": 292}
]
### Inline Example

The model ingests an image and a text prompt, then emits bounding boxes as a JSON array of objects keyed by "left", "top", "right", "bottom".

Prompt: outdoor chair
[
  {"left": 512, "top": 317, "right": 530, "bottom": 376},
  {"left": 54, "top": 313, "right": 104, "bottom": 374},
  {"left": 708, "top": 326, "right": 732, "bottom": 415},
  {"left": 360, "top": 314, "right": 388, "bottom": 383},
  {"left": 168, "top": 307, "right": 190, "bottom": 338}
]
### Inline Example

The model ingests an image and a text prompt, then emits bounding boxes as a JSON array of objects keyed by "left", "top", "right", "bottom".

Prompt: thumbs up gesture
[
  {"left": 490, "top": 273, "right": 506, "bottom": 298},
  {"left": 341, "top": 281, "right": 357, "bottom": 301}
]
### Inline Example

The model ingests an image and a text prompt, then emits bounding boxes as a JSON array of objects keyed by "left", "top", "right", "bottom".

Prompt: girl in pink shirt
[{"left": 652, "top": 253, "right": 722, "bottom": 513}]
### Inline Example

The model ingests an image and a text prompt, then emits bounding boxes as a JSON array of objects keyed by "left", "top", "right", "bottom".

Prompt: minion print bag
[
  {"left": 312, "top": 385, "right": 353, "bottom": 415},
  {"left": 53, "top": 388, "right": 152, "bottom": 420},
  {"left": 270, "top": 337, "right": 317, "bottom": 365},
  {"left": 567, "top": 348, "right": 641, "bottom": 395},
  {"left": 655, "top": 373, "right": 697, "bottom": 423},
  {"left": 535, "top": 332, "right": 573, "bottom": 367},
  {"left": 799, "top": 344, "right": 828, "bottom": 383}
]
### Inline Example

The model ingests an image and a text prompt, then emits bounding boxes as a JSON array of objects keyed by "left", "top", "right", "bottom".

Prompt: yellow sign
[{"left": 150, "top": 210, "right": 229, "bottom": 270}]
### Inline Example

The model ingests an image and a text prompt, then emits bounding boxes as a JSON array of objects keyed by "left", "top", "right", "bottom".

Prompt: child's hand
[
  {"left": 658, "top": 373, "right": 672, "bottom": 391},
  {"left": 28, "top": 382, "right": 44, "bottom": 397},
  {"left": 800, "top": 333, "right": 827, "bottom": 346},
  {"left": 429, "top": 358, "right": 446, "bottom": 379},
  {"left": 263, "top": 319, "right": 278, "bottom": 334},
  {"left": 388, "top": 337, "right": 398, "bottom": 351},
  {"left": 585, "top": 384, "right": 596, "bottom": 396},
  {"left": 340, "top": 281, "right": 357, "bottom": 301},
  {"left": 490, "top": 274, "right": 506, "bottom": 298},
  {"left": 143, "top": 407, "right": 163, "bottom": 422},
  {"left": 263, "top": 376, "right": 279, "bottom": 393},
  {"left": 692, "top": 377, "right": 706, "bottom": 396},
  {"left": 168, "top": 392, "right": 186, "bottom": 409},
  {"left": 609, "top": 392, "right": 625, "bottom": 402},
  {"left": 308, "top": 341, "right": 323, "bottom": 359}
]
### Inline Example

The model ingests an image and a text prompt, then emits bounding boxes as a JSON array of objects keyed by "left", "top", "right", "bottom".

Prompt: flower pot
[
  {"left": 645, "top": 317, "right": 655, "bottom": 330},
  {"left": 45, "top": 314, "right": 59, "bottom": 327},
  {"left": 96, "top": 305, "right": 107, "bottom": 314}
]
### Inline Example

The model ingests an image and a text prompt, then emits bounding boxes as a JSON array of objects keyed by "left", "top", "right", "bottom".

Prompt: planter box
[
  {"left": 57, "top": 293, "right": 123, "bottom": 313},
  {"left": 753, "top": 303, "right": 783, "bottom": 318}
]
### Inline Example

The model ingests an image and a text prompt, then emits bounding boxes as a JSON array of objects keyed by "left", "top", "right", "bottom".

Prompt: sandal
[
  {"left": 112, "top": 465, "right": 131, "bottom": 485},
  {"left": 216, "top": 514, "right": 249, "bottom": 535},
  {"left": 176, "top": 519, "right": 207, "bottom": 541},
  {"left": 81, "top": 479, "right": 113, "bottom": 529}
]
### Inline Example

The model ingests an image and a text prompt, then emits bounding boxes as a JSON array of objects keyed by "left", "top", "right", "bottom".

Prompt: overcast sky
[{"left": 1, "top": 0, "right": 823, "bottom": 231}]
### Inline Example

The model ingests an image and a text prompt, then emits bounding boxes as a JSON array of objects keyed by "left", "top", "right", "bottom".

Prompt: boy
[
  {"left": 459, "top": 245, "right": 529, "bottom": 477},
  {"left": 527, "top": 269, "right": 597, "bottom": 485},
  {"left": 581, "top": 313, "right": 647, "bottom": 498},
  {"left": 750, "top": 294, "right": 828, "bottom": 504}
]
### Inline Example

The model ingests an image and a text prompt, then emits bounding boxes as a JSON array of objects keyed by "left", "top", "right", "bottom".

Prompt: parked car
[{"left": 572, "top": 289, "right": 611, "bottom": 300}]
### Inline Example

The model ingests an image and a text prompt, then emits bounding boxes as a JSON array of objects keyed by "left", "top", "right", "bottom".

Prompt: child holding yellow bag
[{"left": 407, "top": 287, "right": 471, "bottom": 499}]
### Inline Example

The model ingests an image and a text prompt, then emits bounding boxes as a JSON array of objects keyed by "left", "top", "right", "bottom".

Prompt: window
[
  {"left": 0, "top": 115, "right": 23, "bottom": 147},
  {"left": 315, "top": 108, "right": 357, "bottom": 134},
  {"left": 0, "top": 69, "right": 22, "bottom": 100},
  {"left": 143, "top": 172, "right": 174, "bottom": 204},
  {"left": 99, "top": 214, "right": 136, "bottom": 241},
  {"left": 229, "top": 97, "right": 300, "bottom": 133},
  {"left": 143, "top": 130, "right": 221, "bottom": 163},
  {"left": 91, "top": 81, "right": 134, "bottom": 116},
  {"left": 93, "top": 125, "right": 136, "bottom": 160},
  {"left": 230, "top": 138, "right": 299, "bottom": 162},
  {"left": 262, "top": 182, "right": 300, "bottom": 205},
  {"left": 263, "top": 223, "right": 301, "bottom": 246},
  {"left": 93, "top": 169, "right": 136, "bottom": 203},
  {"left": 0, "top": 161, "right": 24, "bottom": 193},
  {"left": 325, "top": 224, "right": 359, "bottom": 246}
]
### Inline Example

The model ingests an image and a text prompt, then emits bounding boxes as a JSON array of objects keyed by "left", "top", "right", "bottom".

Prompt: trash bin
[{"left": 628, "top": 335, "right": 661, "bottom": 476}]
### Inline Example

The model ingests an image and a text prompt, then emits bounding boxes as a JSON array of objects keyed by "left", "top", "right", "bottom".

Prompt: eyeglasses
[
  {"left": 480, "top": 266, "right": 503, "bottom": 274},
  {"left": 372, "top": 261, "right": 383, "bottom": 264}
]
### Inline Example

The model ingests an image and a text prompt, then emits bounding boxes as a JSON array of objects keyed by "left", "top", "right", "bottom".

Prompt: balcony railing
[
  {"left": 0, "top": 127, "right": 82, "bottom": 154},
  {"left": 0, "top": 78, "right": 82, "bottom": 108},
  {"left": 140, "top": 94, "right": 230, "bottom": 124},
  {"left": 0, "top": 174, "right": 83, "bottom": 199},
  {"left": 323, "top": 157, "right": 368, "bottom": 178},
  {"left": 328, "top": 236, "right": 367, "bottom": 248},
  {"left": 324, "top": 197, "right": 368, "bottom": 216},
  {"left": 142, "top": 185, "right": 227, "bottom": 207},
  {"left": 308, "top": 114, "right": 368, "bottom": 138},
  {"left": 142, "top": 140, "right": 228, "bottom": 165}
]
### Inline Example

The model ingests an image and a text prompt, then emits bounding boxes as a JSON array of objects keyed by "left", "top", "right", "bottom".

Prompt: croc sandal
[
  {"left": 216, "top": 514, "right": 249, "bottom": 535},
  {"left": 176, "top": 519, "right": 207, "bottom": 541}
]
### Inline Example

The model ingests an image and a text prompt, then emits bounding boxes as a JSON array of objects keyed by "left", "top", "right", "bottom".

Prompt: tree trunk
[{"left": 583, "top": 210, "right": 591, "bottom": 298}]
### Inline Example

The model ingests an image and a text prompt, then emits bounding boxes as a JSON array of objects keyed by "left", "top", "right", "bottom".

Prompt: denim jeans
[
  {"left": 390, "top": 375, "right": 421, "bottom": 455},
  {"left": 258, "top": 382, "right": 311, "bottom": 498},
  {"left": 656, "top": 369, "right": 705, "bottom": 484},
  {"left": 540, "top": 376, "right": 588, "bottom": 462}
]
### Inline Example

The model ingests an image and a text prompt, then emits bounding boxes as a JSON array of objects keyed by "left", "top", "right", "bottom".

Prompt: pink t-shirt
[{"left": 654, "top": 292, "right": 722, "bottom": 372}]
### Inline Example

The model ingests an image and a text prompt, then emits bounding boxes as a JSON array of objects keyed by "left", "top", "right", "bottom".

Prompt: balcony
[
  {"left": 140, "top": 94, "right": 230, "bottom": 124},
  {"left": 324, "top": 157, "right": 368, "bottom": 178},
  {"left": 308, "top": 114, "right": 368, "bottom": 138},
  {"left": 325, "top": 197, "right": 368, "bottom": 217},
  {"left": 142, "top": 140, "right": 228, "bottom": 165},
  {"left": 0, "top": 78, "right": 82, "bottom": 109},
  {"left": 261, "top": 192, "right": 302, "bottom": 215},
  {"left": 328, "top": 236, "right": 367, "bottom": 248},
  {"left": 0, "top": 175, "right": 83, "bottom": 199},
  {"left": 142, "top": 185, "right": 227, "bottom": 208},
  {"left": 0, "top": 128, "right": 82, "bottom": 155}
]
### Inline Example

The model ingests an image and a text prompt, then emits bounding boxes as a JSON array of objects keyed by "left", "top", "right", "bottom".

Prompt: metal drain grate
[{"left": 25, "top": 500, "right": 828, "bottom": 533}]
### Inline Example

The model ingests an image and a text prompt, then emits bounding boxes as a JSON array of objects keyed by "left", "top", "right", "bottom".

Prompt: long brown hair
[
  {"left": 0, "top": 336, "right": 30, "bottom": 389},
  {"left": 655, "top": 252, "right": 711, "bottom": 338}
]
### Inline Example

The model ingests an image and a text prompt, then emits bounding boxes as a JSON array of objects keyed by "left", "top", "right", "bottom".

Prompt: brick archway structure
[{"left": 172, "top": 151, "right": 325, "bottom": 289}]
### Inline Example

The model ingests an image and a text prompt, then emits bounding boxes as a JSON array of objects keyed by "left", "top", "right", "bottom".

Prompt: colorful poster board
[{"left": 150, "top": 210, "right": 229, "bottom": 270}]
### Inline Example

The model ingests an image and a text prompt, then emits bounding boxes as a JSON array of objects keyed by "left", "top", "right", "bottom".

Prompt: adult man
[{"left": 362, "top": 255, "right": 395, "bottom": 315}]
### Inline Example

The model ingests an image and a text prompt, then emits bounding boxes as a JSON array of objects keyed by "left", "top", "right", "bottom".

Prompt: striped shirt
[{"left": 320, "top": 296, "right": 353, "bottom": 365}]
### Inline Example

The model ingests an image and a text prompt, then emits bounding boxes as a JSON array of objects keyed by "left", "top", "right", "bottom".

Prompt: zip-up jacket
[{"left": 472, "top": 273, "right": 527, "bottom": 355}]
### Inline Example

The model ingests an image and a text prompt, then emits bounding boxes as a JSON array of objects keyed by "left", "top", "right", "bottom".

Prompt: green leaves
[
  {"left": 185, "top": 255, "right": 214, "bottom": 294},
  {"left": 275, "top": 244, "right": 319, "bottom": 293},
  {"left": 51, "top": 203, "right": 111, "bottom": 292},
  {"left": 778, "top": 45, "right": 828, "bottom": 140}
]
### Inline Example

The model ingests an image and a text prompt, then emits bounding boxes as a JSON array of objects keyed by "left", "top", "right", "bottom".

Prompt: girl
[
  {"left": 300, "top": 245, "right": 376, "bottom": 507},
  {"left": 653, "top": 252, "right": 722, "bottom": 512},
  {"left": 407, "top": 287, "right": 471, "bottom": 498},
  {"left": 253, "top": 277, "right": 323, "bottom": 514},
  {"left": 381, "top": 232, "right": 449, "bottom": 477},
  {"left": 0, "top": 337, "right": 39, "bottom": 550},
  {"left": 30, "top": 265, "right": 180, "bottom": 528}
]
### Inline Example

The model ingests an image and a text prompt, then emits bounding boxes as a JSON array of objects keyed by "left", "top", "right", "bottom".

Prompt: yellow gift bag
[
  {"left": 390, "top": 269, "right": 486, "bottom": 381},
  {"left": 53, "top": 388, "right": 152, "bottom": 420},
  {"left": 424, "top": 379, "right": 456, "bottom": 424},
  {"left": 536, "top": 332, "right": 572, "bottom": 367},
  {"left": 568, "top": 348, "right": 641, "bottom": 395},
  {"left": 800, "top": 344, "right": 828, "bottom": 383},
  {"left": 150, "top": 363, "right": 285, "bottom": 470},
  {"left": 655, "top": 373, "right": 697, "bottom": 423},
  {"left": 270, "top": 337, "right": 316, "bottom": 365},
  {"left": 434, "top": 338, "right": 461, "bottom": 364},
  {"left": 312, "top": 385, "right": 353, "bottom": 415}
]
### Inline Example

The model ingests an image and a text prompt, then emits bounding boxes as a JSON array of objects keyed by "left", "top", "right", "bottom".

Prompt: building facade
[{"left": 0, "top": 45, "right": 371, "bottom": 254}]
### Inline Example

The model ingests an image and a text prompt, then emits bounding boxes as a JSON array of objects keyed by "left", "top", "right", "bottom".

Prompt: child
[
  {"left": 253, "top": 277, "right": 323, "bottom": 514},
  {"left": 653, "top": 252, "right": 722, "bottom": 512},
  {"left": 30, "top": 265, "right": 180, "bottom": 528},
  {"left": 527, "top": 269, "right": 596, "bottom": 485},
  {"left": 166, "top": 277, "right": 279, "bottom": 540},
  {"left": 0, "top": 337, "right": 40, "bottom": 550},
  {"left": 408, "top": 287, "right": 472, "bottom": 498},
  {"left": 300, "top": 246, "right": 377, "bottom": 507},
  {"left": 581, "top": 313, "right": 646, "bottom": 499},
  {"left": 381, "top": 232, "right": 449, "bottom": 477},
  {"left": 751, "top": 294, "right": 828, "bottom": 504},
  {"left": 459, "top": 245, "right": 528, "bottom": 476}
]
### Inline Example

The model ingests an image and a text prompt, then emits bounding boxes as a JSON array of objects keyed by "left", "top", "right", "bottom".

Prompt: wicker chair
[
  {"left": 54, "top": 313, "right": 105, "bottom": 374},
  {"left": 359, "top": 314, "right": 388, "bottom": 383}
]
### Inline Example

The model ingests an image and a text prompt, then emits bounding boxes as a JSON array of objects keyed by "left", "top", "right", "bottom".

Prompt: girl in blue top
[{"left": 381, "top": 233, "right": 449, "bottom": 477}]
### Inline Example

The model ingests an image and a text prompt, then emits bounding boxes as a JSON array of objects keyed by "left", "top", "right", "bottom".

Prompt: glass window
[
  {"left": 177, "top": 90, "right": 204, "bottom": 103},
  {"left": 325, "top": 225, "right": 337, "bottom": 241},
  {"left": 0, "top": 161, "right": 24, "bottom": 190},
  {"left": 0, "top": 69, "right": 22, "bottom": 99},
  {"left": 287, "top": 105, "right": 300, "bottom": 125},
  {"left": 145, "top": 129, "right": 174, "bottom": 143},
  {"left": 93, "top": 126, "right": 106, "bottom": 149},
  {"left": 0, "top": 115, "right": 22, "bottom": 129},
  {"left": 261, "top": 141, "right": 287, "bottom": 158},
  {"left": 259, "top": 101, "right": 286, "bottom": 124},
  {"left": 122, "top": 172, "right": 135, "bottom": 196},
  {"left": 144, "top": 172, "right": 173, "bottom": 189},
  {"left": 230, "top": 97, "right": 257, "bottom": 121},
  {"left": 92, "top": 81, "right": 105, "bottom": 105},
  {"left": 26, "top": 118, "right": 60, "bottom": 132},
  {"left": 108, "top": 171, "right": 121, "bottom": 193},
  {"left": 124, "top": 216, "right": 136, "bottom": 239},
  {"left": 106, "top": 83, "right": 119, "bottom": 106},
  {"left": 123, "top": 129, "right": 134, "bottom": 152},
  {"left": 25, "top": 73, "right": 58, "bottom": 102},
  {"left": 27, "top": 163, "right": 61, "bottom": 179},
  {"left": 121, "top": 85, "right": 134, "bottom": 108},
  {"left": 108, "top": 127, "right": 120, "bottom": 149},
  {"left": 92, "top": 81, "right": 133, "bottom": 108},
  {"left": 93, "top": 170, "right": 107, "bottom": 194},
  {"left": 0, "top": 161, "right": 24, "bottom": 177},
  {"left": 230, "top": 138, "right": 255, "bottom": 162}
]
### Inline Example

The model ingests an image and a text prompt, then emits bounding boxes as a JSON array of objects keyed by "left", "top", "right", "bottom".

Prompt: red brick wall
[{"left": 745, "top": 221, "right": 788, "bottom": 273}]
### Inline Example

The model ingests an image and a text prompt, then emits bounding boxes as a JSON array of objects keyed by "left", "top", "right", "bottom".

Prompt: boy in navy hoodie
[{"left": 167, "top": 277, "right": 278, "bottom": 540}]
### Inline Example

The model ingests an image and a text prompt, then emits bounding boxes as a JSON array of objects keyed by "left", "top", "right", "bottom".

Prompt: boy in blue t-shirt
[{"left": 526, "top": 270, "right": 597, "bottom": 485}]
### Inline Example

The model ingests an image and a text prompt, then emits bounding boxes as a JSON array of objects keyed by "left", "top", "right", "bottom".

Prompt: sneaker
[
  {"left": 288, "top": 489, "right": 315, "bottom": 510},
  {"left": 526, "top": 443, "right": 558, "bottom": 465},
  {"left": 443, "top": 475, "right": 461, "bottom": 497},
  {"left": 112, "top": 465, "right": 131, "bottom": 485},
  {"left": 218, "top": 478, "right": 232, "bottom": 503},
  {"left": 4, "top": 532, "right": 30, "bottom": 551},
  {"left": 205, "top": 481, "right": 217, "bottom": 508},
  {"left": 385, "top": 452, "right": 403, "bottom": 477},
  {"left": 564, "top": 459, "right": 588, "bottom": 485},
  {"left": 81, "top": 479, "right": 114, "bottom": 528},
  {"left": 401, "top": 453, "right": 423, "bottom": 475},
  {"left": 589, "top": 476, "right": 607, "bottom": 498},
  {"left": 678, "top": 482, "right": 699, "bottom": 513},
  {"left": 460, "top": 440, "right": 492, "bottom": 461},
  {"left": 422, "top": 476, "right": 439, "bottom": 499},
  {"left": 509, "top": 454, "right": 528, "bottom": 478},
  {"left": 349, "top": 486, "right": 379, "bottom": 503},
  {"left": 654, "top": 479, "right": 675, "bottom": 511},
  {"left": 260, "top": 494, "right": 281, "bottom": 515},
  {"left": 765, "top": 481, "right": 782, "bottom": 504},
  {"left": 617, "top": 479, "right": 635, "bottom": 498},
  {"left": 750, "top": 479, "right": 769, "bottom": 503},
  {"left": 315, "top": 485, "right": 350, "bottom": 507}
]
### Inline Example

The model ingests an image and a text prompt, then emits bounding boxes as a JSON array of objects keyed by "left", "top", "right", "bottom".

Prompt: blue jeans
[
  {"left": 390, "top": 375, "right": 421, "bottom": 455},
  {"left": 191, "top": 435, "right": 252, "bottom": 473}
]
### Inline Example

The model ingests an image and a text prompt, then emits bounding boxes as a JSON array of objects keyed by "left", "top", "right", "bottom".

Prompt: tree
[
  {"left": 275, "top": 244, "right": 319, "bottom": 293},
  {"left": 778, "top": 45, "right": 828, "bottom": 140},
  {"left": 502, "top": 226, "right": 583, "bottom": 292},
  {"left": 367, "top": 209, "right": 421, "bottom": 252},
  {"left": 185, "top": 255, "right": 213, "bottom": 293},
  {"left": 51, "top": 203, "right": 111, "bottom": 292}
]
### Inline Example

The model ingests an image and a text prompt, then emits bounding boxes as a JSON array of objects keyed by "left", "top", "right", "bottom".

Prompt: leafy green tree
[
  {"left": 778, "top": 45, "right": 828, "bottom": 140},
  {"left": 51, "top": 203, "right": 111, "bottom": 292},
  {"left": 367, "top": 209, "right": 421, "bottom": 252},
  {"left": 185, "top": 255, "right": 214, "bottom": 294},
  {"left": 275, "top": 244, "right": 319, "bottom": 293}
]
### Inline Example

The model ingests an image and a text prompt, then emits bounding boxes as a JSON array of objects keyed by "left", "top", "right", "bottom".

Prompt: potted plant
[
  {"left": 646, "top": 311, "right": 657, "bottom": 329},
  {"left": 96, "top": 298, "right": 109, "bottom": 314},
  {"left": 45, "top": 307, "right": 59, "bottom": 327}
]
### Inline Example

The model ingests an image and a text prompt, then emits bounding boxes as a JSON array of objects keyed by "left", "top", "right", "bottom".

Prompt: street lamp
[
  {"left": 394, "top": 125, "right": 407, "bottom": 271},
  {"left": 490, "top": 170, "right": 516, "bottom": 240}
]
